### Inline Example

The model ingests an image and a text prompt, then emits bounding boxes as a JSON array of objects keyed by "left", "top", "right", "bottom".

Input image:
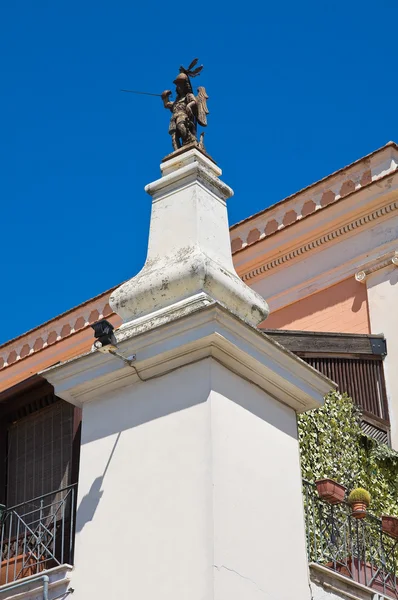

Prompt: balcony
[
  {"left": 303, "top": 480, "right": 398, "bottom": 599},
  {"left": 0, "top": 484, "right": 76, "bottom": 586}
]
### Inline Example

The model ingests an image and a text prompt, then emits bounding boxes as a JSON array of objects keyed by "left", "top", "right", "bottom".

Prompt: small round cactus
[{"left": 348, "top": 488, "right": 371, "bottom": 507}]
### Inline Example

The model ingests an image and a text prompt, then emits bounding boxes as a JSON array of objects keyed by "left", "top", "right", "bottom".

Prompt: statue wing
[{"left": 196, "top": 86, "right": 209, "bottom": 127}]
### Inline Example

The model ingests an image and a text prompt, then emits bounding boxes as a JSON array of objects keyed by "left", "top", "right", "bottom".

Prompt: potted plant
[
  {"left": 347, "top": 488, "right": 371, "bottom": 519},
  {"left": 0, "top": 554, "right": 39, "bottom": 586},
  {"left": 382, "top": 515, "right": 398, "bottom": 539},
  {"left": 315, "top": 478, "right": 347, "bottom": 504}
]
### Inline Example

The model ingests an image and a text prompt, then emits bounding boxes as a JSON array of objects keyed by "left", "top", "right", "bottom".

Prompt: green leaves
[{"left": 298, "top": 391, "right": 398, "bottom": 517}]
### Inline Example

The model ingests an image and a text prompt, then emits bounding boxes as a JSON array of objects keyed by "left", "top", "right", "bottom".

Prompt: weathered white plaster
[
  {"left": 110, "top": 148, "right": 269, "bottom": 327},
  {"left": 367, "top": 265, "right": 398, "bottom": 449}
]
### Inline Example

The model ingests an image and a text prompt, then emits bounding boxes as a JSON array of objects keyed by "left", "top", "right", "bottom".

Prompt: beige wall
[{"left": 262, "top": 278, "right": 370, "bottom": 334}]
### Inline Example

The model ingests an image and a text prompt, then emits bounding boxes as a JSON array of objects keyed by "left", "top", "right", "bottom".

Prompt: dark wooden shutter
[{"left": 302, "top": 356, "right": 389, "bottom": 423}]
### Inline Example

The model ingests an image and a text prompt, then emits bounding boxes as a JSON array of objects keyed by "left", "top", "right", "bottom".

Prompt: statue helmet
[
  {"left": 173, "top": 72, "right": 189, "bottom": 85},
  {"left": 173, "top": 72, "right": 193, "bottom": 93}
]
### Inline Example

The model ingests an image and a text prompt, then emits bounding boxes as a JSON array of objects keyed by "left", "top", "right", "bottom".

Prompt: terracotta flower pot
[
  {"left": 382, "top": 516, "right": 398, "bottom": 538},
  {"left": 351, "top": 501, "right": 367, "bottom": 518},
  {"left": 0, "top": 554, "right": 41, "bottom": 585},
  {"left": 315, "top": 478, "right": 347, "bottom": 504}
]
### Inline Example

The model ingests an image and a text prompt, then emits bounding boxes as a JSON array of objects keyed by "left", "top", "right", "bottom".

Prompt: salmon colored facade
[
  {"left": 231, "top": 141, "right": 398, "bottom": 447},
  {"left": 263, "top": 277, "right": 370, "bottom": 334}
]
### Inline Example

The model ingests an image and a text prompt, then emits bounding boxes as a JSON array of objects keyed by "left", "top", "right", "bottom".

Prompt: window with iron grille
[
  {"left": 6, "top": 400, "right": 74, "bottom": 508},
  {"left": 0, "top": 384, "right": 81, "bottom": 582}
]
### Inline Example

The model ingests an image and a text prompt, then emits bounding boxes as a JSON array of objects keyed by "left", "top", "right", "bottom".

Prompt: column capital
[{"left": 355, "top": 250, "right": 398, "bottom": 283}]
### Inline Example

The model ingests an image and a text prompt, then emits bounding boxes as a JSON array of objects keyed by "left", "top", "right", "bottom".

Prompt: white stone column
[
  {"left": 109, "top": 149, "right": 269, "bottom": 327},
  {"left": 43, "top": 148, "right": 332, "bottom": 600}
]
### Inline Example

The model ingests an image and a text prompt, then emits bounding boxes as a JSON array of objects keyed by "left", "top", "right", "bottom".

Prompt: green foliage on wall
[{"left": 298, "top": 391, "right": 398, "bottom": 517}]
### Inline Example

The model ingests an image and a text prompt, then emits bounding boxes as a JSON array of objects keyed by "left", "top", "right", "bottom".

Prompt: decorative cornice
[
  {"left": 355, "top": 250, "right": 398, "bottom": 283},
  {"left": 231, "top": 143, "right": 398, "bottom": 255},
  {"left": 242, "top": 199, "right": 398, "bottom": 282},
  {"left": 0, "top": 295, "right": 114, "bottom": 371},
  {"left": 42, "top": 304, "right": 333, "bottom": 412}
]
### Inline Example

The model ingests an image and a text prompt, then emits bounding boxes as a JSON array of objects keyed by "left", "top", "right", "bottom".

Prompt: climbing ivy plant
[{"left": 298, "top": 391, "right": 398, "bottom": 517}]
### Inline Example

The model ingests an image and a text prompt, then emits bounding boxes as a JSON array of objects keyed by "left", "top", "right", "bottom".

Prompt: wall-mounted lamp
[
  {"left": 91, "top": 319, "right": 118, "bottom": 350},
  {"left": 91, "top": 319, "right": 136, "bottom": 367}
]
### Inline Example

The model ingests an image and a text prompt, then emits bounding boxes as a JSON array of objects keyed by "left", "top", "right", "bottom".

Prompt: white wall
[
  {"left": 367, "top": 265, "right": 398, "bottom": 449},
  {"left": 72, "top": 360, "right": 214, "bottom": 600},
  {"left": 70, "top": 358, "right": 311, "bottom": 600},
  {"left": 210, "top": 362, "right": 310, "bottom": 600}
]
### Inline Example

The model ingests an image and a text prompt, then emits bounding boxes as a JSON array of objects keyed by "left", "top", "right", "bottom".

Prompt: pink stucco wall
[{"left": 262, "top": 278, "right": 370, "bottom": 334}]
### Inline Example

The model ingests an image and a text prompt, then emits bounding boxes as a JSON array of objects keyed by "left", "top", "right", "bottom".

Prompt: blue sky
[{"left": 1, "top": 0, "right": 397, "bottom": 344}]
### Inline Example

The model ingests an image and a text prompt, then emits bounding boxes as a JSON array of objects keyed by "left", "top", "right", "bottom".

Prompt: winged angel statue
[{"left": 161, "top": 59, "right": 209, "bottom": 151}]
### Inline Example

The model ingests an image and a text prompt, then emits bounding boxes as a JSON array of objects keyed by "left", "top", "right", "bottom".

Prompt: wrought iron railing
[
  {"left": 0, "top": 484, "right": 77, "bottom": 585},
  {"left": 303, "top": 480, "right": 398, "bottom": 599}
]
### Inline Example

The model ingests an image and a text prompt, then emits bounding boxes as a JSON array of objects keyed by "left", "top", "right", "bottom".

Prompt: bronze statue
[{"left": 161, "top": 59, "right": 209, "bottom": 151}]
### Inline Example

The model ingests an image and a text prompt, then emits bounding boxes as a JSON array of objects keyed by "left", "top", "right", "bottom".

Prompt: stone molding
[
  {"left": 0, "top": 564, "right": 73, "bottom": 600},
  {"left": 231, "top": 142, "right": 398, "bottom": 255},
  {"left": 42, "top": 304, "right": 333, "bottom": 413},
  {"left": 259, "top": 240, "right": 398, "bottom": 315},
  {"left": 355, "top": 250, "right": 398, "bottom": 283},
  {"left": 242, "top": 199, "right": 398, "bottom": 282},
  {"left": 310, "top": 563, "right": 376, "bottom": 600}
]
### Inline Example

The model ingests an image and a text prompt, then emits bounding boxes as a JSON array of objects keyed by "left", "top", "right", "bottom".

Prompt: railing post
[
  {"left": 69, "top": 487, "right": 75, "bottom": 565},
  {"left": 39, "top": 497, "right": 44, "bottom": 572},
  {"left": 0, "top": 508, "right": 5, "bottom": 585}
]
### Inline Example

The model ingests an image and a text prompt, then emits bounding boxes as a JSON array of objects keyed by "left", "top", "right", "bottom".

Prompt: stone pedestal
[
  {"left": 109, "top": 148, "right": 269, "bottom": 328},
  {"left": 43, "top": 149, "right": 333, "bottom": 600}
]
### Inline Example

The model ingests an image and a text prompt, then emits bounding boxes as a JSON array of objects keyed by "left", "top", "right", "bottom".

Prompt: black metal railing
[
  {"left": 303, "top": 480, "right": 398, "bottom": 599},
  {"left": 0, "top": 484, "right": 77, "bottom": 585}
]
